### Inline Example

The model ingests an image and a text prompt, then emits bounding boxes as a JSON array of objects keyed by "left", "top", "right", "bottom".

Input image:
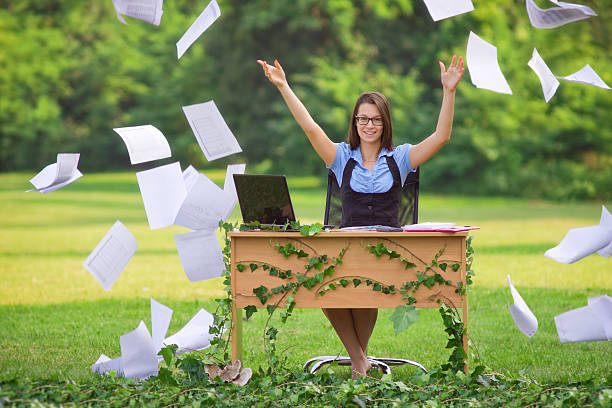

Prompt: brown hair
[{"left": 346, "top": 92, "right": 393, "bottom": 152}]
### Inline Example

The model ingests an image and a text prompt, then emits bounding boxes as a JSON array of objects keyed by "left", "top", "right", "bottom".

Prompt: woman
[{"left": 257, "top": 56, "right": 465, "bottom": 377}]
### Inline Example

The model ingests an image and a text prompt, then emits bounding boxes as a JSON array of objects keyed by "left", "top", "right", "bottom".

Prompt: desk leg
[
  {"left": 463, "top": 294, "right": 469, "bottom": 373},
  {"left": 231, "top": 305, "right": 243, "bottom": 363}
]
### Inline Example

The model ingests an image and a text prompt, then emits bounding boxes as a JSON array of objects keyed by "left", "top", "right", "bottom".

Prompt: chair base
[{"left": 303, "top": 356, "right": 427, "bottom": 375}]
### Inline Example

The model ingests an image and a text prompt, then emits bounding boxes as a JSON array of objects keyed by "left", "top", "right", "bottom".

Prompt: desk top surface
[{"left": 229, "top": 230, "right": 470, "bottom": 238}]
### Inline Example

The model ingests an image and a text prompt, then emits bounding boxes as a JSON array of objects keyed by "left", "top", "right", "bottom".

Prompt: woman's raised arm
[
  {"left": 257, "top": 59, "right": 336, "bottom": 166},
  {"left": 409, "top": 55, "right": 465, "bottom": 169}
]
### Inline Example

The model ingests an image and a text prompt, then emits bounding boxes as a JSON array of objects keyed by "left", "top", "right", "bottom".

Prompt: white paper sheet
[
  {"left": 527, "top": 48, "right": 560, "bottom": 102},
  {"left": 83, "top": 221, "right": 138, "bottom": 292},
  {"left": 182, "top": 100, "right": 242, "bottom": 162},
  {"left": 422, "top": 0, "right": 474, "bottom": 22},
  {"left": 28, "top": 153, "right": 83, "bottom": 193},
  {"left": 556, "top": 64, "right": 611, "bottom": 90},
  {"left": 174, "top": 230, "right": 225, "bottom": 282},
  {"left": 151, "top": 298, "right": 173, "bottom": 353},
  {"left": 507, "top": 275, "right": 538, "bottom": 337},
  {"left": 526, "top": 0, "right": 596, "bottom": 29},
  {"left": 182, "top": 165, "right": 200, "bottom": 191},
  {"left": 174, "top": 169, "right": 233, "bottom": 231},
  {"left": 112, "top": 0, "right": 164, "bottom": 26},
  {"left": 120, "top": 321, "right": 159, "bottom": 380},
  {"left": 466, "top": 32, "right": 513, "bottom": 95},
  {"left": 402, "top": 222, "right": 456, "bottom": 230},
  {"left": 544, "top": 205, "right": 612, "bottom": 264},
  {"left": 555, "top": 295, "right": 612, "bottom": 342},
  {"left": 163, "top": 309, "right": 215, "bottom": 353},
  {"left": 222, "top": 163, "right": 246, "bottom": 220},
  {"left": 176, "top": 0, "right": 220, "bottom": 59},
  {"left": 136, "top": 162, "right": 187, "bottom": 230},
  {"left": 114, "top": 125, "right": 171, "bottom": 165},
  {"left": 92, "top": 354, "right": 124, "bottom": 375},
  {"left": 92, "top": 306, "right": 217, "bottom": 377}
]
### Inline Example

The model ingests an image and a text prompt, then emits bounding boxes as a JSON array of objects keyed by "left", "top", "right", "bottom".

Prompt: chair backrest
[{"left": 324, "top": 167, "right": 419, "bottom": 226}]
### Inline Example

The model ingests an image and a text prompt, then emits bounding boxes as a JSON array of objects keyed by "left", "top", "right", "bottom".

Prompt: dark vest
[{"left": 340, "top": 156, "right": 402, "bottom": 228}]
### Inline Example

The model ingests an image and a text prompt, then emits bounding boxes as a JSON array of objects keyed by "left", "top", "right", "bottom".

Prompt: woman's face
[{"left": 355, "top": 103, "right": 383, "bottom": 145}]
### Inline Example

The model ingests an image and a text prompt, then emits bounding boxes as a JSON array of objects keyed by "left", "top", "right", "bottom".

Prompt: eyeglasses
[{"left": 355, "top": 116, "right": 384, "bottom": 126}]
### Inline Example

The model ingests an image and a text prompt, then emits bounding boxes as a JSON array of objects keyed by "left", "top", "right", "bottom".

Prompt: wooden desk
[{"left": 230, "top": 230, "right": 469, "bottom": 369}]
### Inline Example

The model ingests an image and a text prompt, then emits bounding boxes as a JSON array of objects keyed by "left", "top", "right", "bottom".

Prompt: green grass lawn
[{"left": 0, "top": 171, "right": 610, "bottom": 384}]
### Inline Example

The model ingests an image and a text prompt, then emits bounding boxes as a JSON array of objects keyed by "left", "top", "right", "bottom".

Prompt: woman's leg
[
  {"left": 351, "top": 308, "right": 378, "bottom": 354},
  {"left": 322, "top": 308, "right": 374, "bottom": 378}
]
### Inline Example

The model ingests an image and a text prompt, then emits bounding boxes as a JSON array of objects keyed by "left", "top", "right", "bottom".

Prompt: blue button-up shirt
[{"left": 327, "top": 142, "right": 415, "bottom": 193}]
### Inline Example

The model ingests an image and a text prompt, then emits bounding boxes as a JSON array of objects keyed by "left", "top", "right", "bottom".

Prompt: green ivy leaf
[
  {"left": 244, "top": 305, "right": 257, "bottom": 320},
  {"left": 389, "top": 305, "right": 419, "bottom": 335},
  {"left": 352, "top": 278, "right": 362, "bottom": 287},
  {"left": 249, "top": 263, "right": 258, "bottom": 272},
  {"left": 236, "top": 264, "right": 245, "bottom": 272}
]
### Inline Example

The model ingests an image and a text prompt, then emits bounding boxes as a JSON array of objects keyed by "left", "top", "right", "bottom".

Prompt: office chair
[{"left": 304, "top": 166, "right": 427, "bottom": 375}]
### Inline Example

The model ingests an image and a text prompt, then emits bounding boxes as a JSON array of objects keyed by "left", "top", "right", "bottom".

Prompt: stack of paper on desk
[
  {"left": 526, "top": 0, "right": 597, "bottom": 29},
  {"left": 544, "top": 205, "right": 612, "bottom": 264},
  {"left": 27, "top": 153, "right": 83, "bottom": 193},
  {"left": 114, "top": 125, "right": 171, "bottom": 164},
  {"left": 554, "top": 295, "right": 612, "bottom": 343},
  {"left": 113, "top": 0, "right": 164, "bottom": 26},
  {"left": 402, "top": 223, "right": 480, "bottom": 233},
  {"left": 92, "top": 300, "right": 216, "bottom": 379}
]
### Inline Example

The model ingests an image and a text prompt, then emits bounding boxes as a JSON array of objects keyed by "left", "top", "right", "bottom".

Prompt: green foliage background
[{"left": 1, "top": 0, "right": 610, "bottom": 199}]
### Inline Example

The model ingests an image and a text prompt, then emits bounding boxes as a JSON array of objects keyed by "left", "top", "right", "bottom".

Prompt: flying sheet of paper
[
  {"left": 422, "top": 0, "right": 474, "bottom": 22},
  {"left": 83, "top": 221, "right": 138, "bottom": 292},
  {"left": 164, "top": 308, "right": 215, "bottom": 353},
  {"left": 223, "top": 164, "right": 246, "bottom": 220},
  {"left": 151, "top": 298, "right": 173, "bottom": 352},
  {"left": 174, "top": 230, "right": 225, "bottom": 282},
  {"left": 112, "top": 0, "right": 164, "bottom": 26},
  {"left": 113, "top": 125, "right": 171, "bottom": 165},
  {"left": 120, "top": 321, "right": 159, "bottom": 380},
  {"left": 526, "top": 0, "right": 596, "bottom": 29},
  {"left": 136, "top": 162, "right": 187, "bottom": 230},
  {"left": 466, "top": 32, "right": 513, "bottom": 95},
  {"left": 556, "top": 64, "right": 611, "bottom": 90},
  {"left": 28, "top": 153, "right": 83, "bottom": 193},
  {"left": 527, "top": 48, "right": 560, "bottom": 102},
  {"left": 507, "top": 275, "right": 538, "bottom": 337},
  {"left": 544, "top": 205, "right": 612, "bottom": 264},
  {"left": 176, "top": 0, "right": 220, "bottom": 59},
  {"left": 92, "top": 354, "right": 124, "bottom": 375},
  {"left": 174, "top": 167, "right": 233, "bottom": 231},
  {"left": 182, "top": 100, "right": 242, "bottom": 162},
  {"left": 554, "top": 295, "right": 612, "bottom": 342}
]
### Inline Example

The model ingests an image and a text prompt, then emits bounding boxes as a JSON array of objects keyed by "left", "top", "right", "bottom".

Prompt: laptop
[{"left": 233, "top": 174, "right": 297, "bottom": 225}]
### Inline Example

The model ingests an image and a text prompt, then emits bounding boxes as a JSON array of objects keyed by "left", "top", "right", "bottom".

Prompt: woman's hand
[
  {"left": 440, "top": 55, "right": 465, "bottom": 92},
  {"left": 257, "top": 59, "right": 287, "bottom": 89}
]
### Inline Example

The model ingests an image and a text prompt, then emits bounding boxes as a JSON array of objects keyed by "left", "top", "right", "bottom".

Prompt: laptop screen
[{"left": 233, "top": 174, "right": 296, "bottom": 225}]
